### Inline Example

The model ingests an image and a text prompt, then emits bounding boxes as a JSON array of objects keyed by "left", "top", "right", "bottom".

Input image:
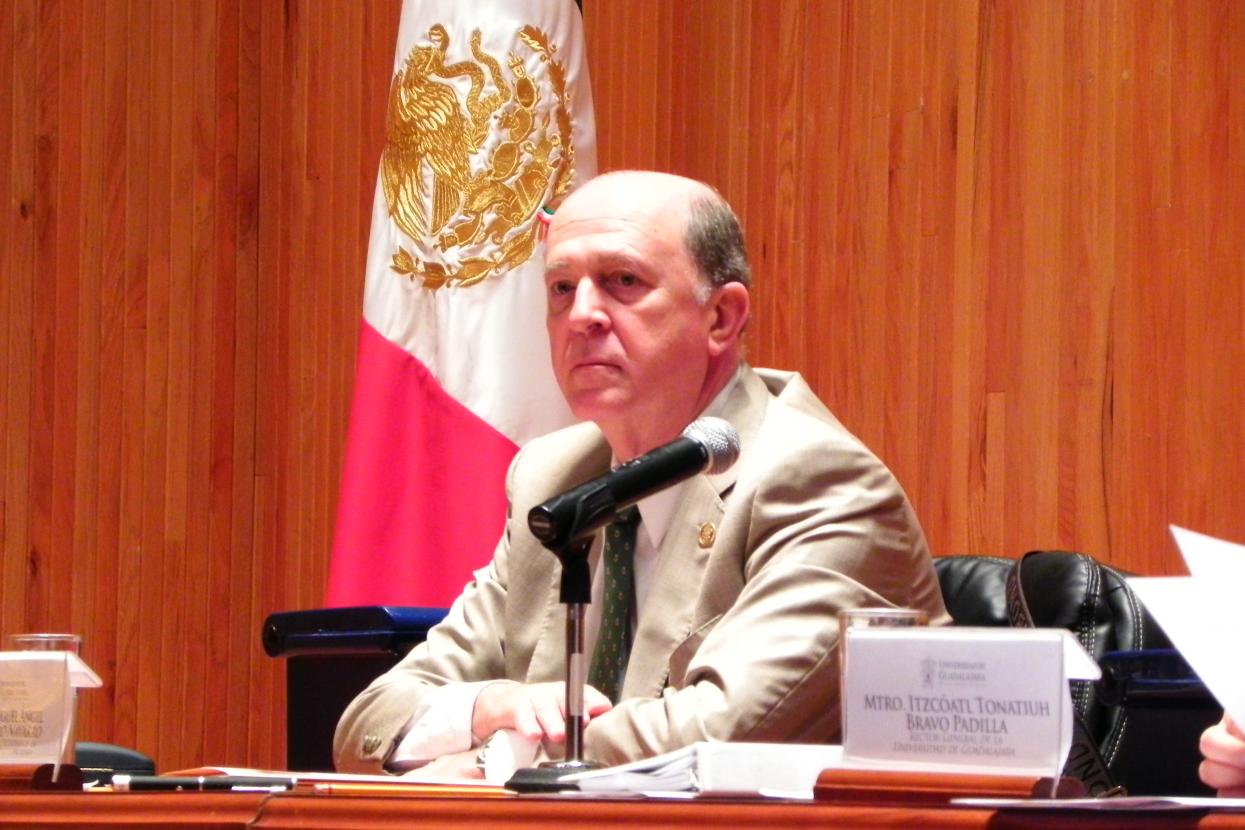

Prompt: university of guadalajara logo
[{"left": 381, "top": 23, "right": 577, "bottom": 291}]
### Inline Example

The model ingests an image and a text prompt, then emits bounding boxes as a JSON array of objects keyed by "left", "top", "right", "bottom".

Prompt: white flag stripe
[{"left": 362, "top": 0, "right": 596, "bottom": 446}]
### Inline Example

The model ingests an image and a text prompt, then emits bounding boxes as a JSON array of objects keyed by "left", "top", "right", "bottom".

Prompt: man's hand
[
  {"left": 1200, "top": 714, "right": 1245, "bottom": 796},
  {"left": 472, "top": 681, "right": 612, "bottom": 744}
]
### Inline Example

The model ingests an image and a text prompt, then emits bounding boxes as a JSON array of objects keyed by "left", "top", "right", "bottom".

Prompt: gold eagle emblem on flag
[{"left": 382, "top": 23, "right": 577, "bottom": 290}]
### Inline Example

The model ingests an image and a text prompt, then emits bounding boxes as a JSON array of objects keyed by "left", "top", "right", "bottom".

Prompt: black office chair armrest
[{"left": 262, "top": 606, "right": 447, "bottom": 658}]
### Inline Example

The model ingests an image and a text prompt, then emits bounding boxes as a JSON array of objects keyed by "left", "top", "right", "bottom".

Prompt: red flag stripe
[{"left": 327, "top": 321, "right": 518, "bottom": 607}]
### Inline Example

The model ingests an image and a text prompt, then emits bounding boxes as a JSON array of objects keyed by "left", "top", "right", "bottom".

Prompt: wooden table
[{"left": 3, "top": 789, "right": 1245, "bottom": 829}]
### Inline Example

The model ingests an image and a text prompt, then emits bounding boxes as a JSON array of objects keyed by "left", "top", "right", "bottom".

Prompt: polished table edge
[
  {"left": 0, "top": 789, "right": 1240, "bottom": 829},
  {"left": 0, "top": 791, "right": 269, "bottom": 827}
]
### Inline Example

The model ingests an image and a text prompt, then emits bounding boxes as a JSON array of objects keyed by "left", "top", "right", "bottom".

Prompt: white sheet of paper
[{"left": 1127, "top": 526, "right": 1245, "bottom": 724}]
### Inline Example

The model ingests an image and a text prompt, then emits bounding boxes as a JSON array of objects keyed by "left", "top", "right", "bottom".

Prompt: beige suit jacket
[{"left": 334, "top": 367, "right": 948, "bottom": 771}]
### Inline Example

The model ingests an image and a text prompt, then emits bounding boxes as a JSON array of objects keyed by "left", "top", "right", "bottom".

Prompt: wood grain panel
[
  {"left": 584, "top": 0, "right": 1245, "bottom": 572},
  {"left": 1, "top": 0, "right": 1242, "bottom": 772},
  {"left": 1, "top": 0, "right": 402, "bottom": 770}
]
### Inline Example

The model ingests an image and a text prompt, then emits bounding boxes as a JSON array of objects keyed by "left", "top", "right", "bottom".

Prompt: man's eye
[
  {"left": 549, "top": 281, "right": 573, "bottom": 296},
  {"left": 615, "top": 272, "right": 638, "bottom": 287}
]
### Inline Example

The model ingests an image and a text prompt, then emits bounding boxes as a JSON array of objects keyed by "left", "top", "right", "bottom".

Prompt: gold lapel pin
[{"left": 697, "top": 522, "right": 716, "bottom": 549}]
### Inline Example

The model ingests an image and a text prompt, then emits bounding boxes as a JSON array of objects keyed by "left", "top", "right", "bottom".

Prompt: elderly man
[{"left": 334, "top": 171, "right": 948, "bottom": 776}]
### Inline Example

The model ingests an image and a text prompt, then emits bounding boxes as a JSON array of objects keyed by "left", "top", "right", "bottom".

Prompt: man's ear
[{"left": 706, "top": 283, "right": 750, "bottom": 356}]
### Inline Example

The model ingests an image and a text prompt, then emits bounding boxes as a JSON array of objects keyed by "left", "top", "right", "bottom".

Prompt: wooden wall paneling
[
  {"left": 286, "top": 0, "right": 312, "bottom": 623},
  {"left": 204, "top": 0, "right": 234, "bottom": 766},
  {"left": 164, "top": 0, "right": 203, "bottom": 768},
  {"left": 333, "top": 0, "right": 367, "bottom": 610},
  {"left": 323, "top": 0, "right": 349, "bottom": 621},
  {"left": 1220, "top": 4, "right": 1245, "bottom": 545},
  {"left": 912, "top": 0, "right": 965, "bottom": 555},
  {"left": 286, "top": 0, "right": 312, "bottom": 616},
  {"left": 1107, "top": 0, "right": 1212, "bottom": 575},
  {"left": 51, "top": 0, "right": 83, "bottom": 655},
  {"left": 0, "top": 0, "right": 12, "bottom": 635},
  {"left": 70, "top": 0, "right": 106, "bottom": 743},
  {"left": 947, "top": 0, "right": 987, "bottom": 556},
  {"left": 0, "top": 6, "right": 11, "bottom": 556},
  {"left": 795, "top": 0, "right": 844, "bottom": 447},
  {"left": 187, "top": 0, "right": 221, "bottom": 765},
  {"left": 145, "top": 0, "right": 176, "bottom": 771},
  {"left": 650, "top": 3, "right": 674, "bottom": 174},
  {"left": 584, "top": 1, "right": 646, "bottom": 172},
  {"left": 298, "top": 0, "right": 321, "bottom": 628},
  {"left": 742, "top": 0, "right": 779, "bottom": 368},
  {"left": 1169, "top": 0, "right": 1245, "bottom": 552},
  {"left": 100, "top": 0, "right": 130, "bottom": 752},
  {"left": 325, "top": 3, "right": 347, "bottom": 626},
  {"left": 1102, "top": 0, "right": 1141, "bottom": 574},
  {"left": 1015, "top": 1, "right": 1065, "bottom": 556},
  {"left": 581, "top": 0, "right": 611, "bottom": 167},
  {"left": 236, "top": 0, "right": 267, "bottom": 765},
  {"left": 124, "top": 0, "right": 158, "bottom": 765},
  {"left": 881, "top": 0, "right": 927, "bottom": 496},
  {"left": 2, "top": 0, "right": 30, "bottom": 636},
  {"left": 267, "top": 0, "right": 296, "bottom": 631},
  {"left": 97, "top": 0, "right": 132, "bottom": 751},
  {"left": 754, "top": 1, "right": 808, "bottom": 381},
  {"left": 977, "top": 1, "right": 1037, "bottom": 558},
  {"left": 1054, "top": 0, "right": 1114, "bottom": 562},
  {"left": 582, "top": 0, "right": 1245, "bottom": 577},
  {"left": 214, "top": 0, "right": 247, "bottom": 767},
  {"left": 254, "top": 0, "right": 288, "bottom": 766},
  {"left": 314, "top": 0, "right": 332, "bottom": 600},
  {"left": 28, "top": 0, "right": 60, "bottom": 634}
]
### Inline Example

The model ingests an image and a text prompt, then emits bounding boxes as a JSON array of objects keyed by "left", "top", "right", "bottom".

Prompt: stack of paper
[{"left": 562, "top": 742, "right": 843, "bottom": 797}]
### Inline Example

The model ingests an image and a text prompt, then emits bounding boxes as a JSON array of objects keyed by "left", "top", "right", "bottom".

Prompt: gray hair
[{"left": 683, "top": 189, "right": 751, "bottom": 301}]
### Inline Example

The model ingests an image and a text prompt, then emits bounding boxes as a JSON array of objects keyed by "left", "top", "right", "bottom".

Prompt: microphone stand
[{"left": 505, "top": 534, "right": 602, "bottom": 792}]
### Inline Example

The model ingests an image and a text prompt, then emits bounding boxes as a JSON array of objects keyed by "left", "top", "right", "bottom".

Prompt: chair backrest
[
  {"left": 1004, "top": 550, "right": 1170, "bottom": 780},
  {"left": 932, "top": 555, "right": 1013, "bottom": 627},
  {"left": 932, "top": 550, "right": 1215, "bottom": 795}
]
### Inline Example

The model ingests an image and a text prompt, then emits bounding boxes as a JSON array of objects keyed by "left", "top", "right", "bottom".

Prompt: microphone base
[{"left": 505, "top": 759, "right": 602, "bottom": 793}]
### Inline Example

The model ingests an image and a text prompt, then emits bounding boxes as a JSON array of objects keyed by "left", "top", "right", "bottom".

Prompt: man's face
[{"left": 543, "top": 178, "right": 715, "bottom": 447}]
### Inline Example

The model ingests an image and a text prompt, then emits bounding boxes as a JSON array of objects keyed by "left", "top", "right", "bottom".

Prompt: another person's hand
[
  {"left": 1200, "top": 714, "right": 1245, "bottom": 795},
  {"left": 472, "top": 681, "right": 612, "bottom": 745}
]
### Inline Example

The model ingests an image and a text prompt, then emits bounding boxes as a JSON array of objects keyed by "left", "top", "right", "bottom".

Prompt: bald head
[{"left": 553, "top": 172, "right": 751, "bottom": 298}]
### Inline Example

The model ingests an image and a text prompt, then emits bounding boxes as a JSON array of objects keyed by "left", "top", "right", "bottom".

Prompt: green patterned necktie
[{"left": 587, "top": 506, "right": 641, "bottom": 704}]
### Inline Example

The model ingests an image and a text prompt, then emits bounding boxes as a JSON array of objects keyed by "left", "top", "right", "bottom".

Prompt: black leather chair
[
  {"left": 932, "top": 554, "right": 1013, "bottom": 627},
  {"left": 933, "top": 551, "right": 1219, "bottom": 795}
]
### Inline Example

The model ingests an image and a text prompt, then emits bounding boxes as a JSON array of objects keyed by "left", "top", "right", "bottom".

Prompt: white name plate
[
  {"left": 0, "top": 652, "right": 101, "bottom": 767},
  {"left": 841, "top": 627, "right": 1100, "bottom": 777}
]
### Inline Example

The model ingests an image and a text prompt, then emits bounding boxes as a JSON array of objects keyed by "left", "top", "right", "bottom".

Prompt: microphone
[{"left": 527, "top": 417, "right": 741, "bottom": 549}]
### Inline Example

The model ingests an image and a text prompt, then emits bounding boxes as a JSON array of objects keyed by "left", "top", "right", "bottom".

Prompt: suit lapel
[
  {"left": 621, "top": 368, "right": 773, "bottom": 698},
  {"left": 622, "top": 473, "right": 725, "bottom": 697}
]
